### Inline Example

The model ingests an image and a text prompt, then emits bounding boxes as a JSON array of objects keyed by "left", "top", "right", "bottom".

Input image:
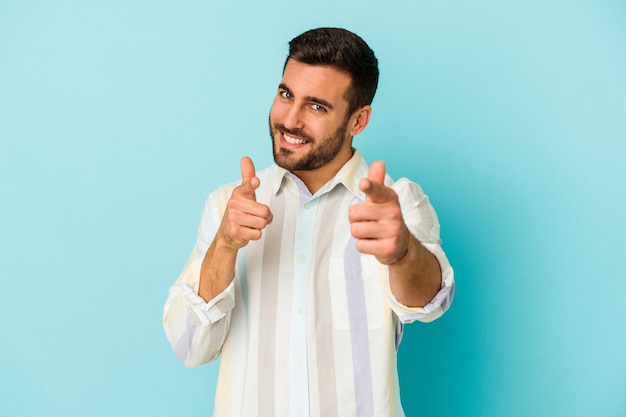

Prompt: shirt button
[
  {"left": 299, "top": 254, "right": 305, "bottom": 261},
  {"left": 296, "top": 360, "right": 302, "bottom": 367},
  {"left": 297, "top": 307, "right": 303, "bottom": 314},
  {"left": 304, "top": 203, "right": 310, "bottom": 209}
]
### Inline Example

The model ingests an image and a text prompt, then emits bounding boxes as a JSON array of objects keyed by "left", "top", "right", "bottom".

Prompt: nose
[{"left": 282, "top": 104, "right": 304, "bottom": 130}]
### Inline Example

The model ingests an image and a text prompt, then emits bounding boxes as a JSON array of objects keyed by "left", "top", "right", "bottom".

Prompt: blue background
[{"left": 1, "top": 1, "right": 625, "bottom": 416}]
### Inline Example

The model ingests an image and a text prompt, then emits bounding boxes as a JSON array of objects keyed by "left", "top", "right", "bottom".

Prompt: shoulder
[
  {"left": 390, "top": 177, "right": 426, "bottom": 198},
  {"left": 205, "top": 164, "right": 280, "bottom": 206},
  {"left": 388, "top": 177, "right": 432, "bottom": 214}
]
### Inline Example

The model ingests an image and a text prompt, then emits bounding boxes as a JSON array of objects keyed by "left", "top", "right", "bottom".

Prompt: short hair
[{"left": 285, "top": 27, "right": 379, "bottom": 115}]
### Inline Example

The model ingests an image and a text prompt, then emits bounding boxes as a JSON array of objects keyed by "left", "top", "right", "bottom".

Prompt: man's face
[{"left": 269, "top": 60, "right": 354, "bottom": 173}]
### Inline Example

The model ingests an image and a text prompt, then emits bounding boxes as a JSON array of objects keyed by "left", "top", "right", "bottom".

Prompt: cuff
[
  {"left": 177, "top": 281, "right": 236, "bottom": 327},
  {"left": 386, "top": 279, "right": 453, "bottom": 323},
  {"left": 385, "top": 243, "right": 455, "bottom": 324}
]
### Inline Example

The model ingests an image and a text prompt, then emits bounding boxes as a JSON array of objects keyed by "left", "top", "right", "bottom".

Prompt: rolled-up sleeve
[
  {"left": 163, "top": 184, "right": 238, "bottom": 367},
  {"left": 386, "top": 178, "right": 455, "bottom": 323}
]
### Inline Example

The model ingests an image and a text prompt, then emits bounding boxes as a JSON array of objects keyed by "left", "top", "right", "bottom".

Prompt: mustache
[{"left": 273, "top": 123, "right": 315, "bottom": 143}]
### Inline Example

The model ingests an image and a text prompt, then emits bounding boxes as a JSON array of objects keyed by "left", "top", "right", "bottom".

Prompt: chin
[{"left": 273, "top": 150, "right": 297, "bottom": 170}]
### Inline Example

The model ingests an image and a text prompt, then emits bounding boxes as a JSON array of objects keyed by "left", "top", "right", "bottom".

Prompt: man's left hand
[{"left": 349, "top": 161, "right": 410, "bottom": 265}]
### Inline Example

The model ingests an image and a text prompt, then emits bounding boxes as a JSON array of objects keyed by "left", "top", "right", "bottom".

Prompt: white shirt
[{"left": 163, "top": 151, "right": 454, "bottom": 417}]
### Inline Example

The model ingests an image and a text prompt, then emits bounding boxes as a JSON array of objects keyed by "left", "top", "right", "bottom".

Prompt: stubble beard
[{"left": 269, "top": 118, "right": 350, "bottom": 171}]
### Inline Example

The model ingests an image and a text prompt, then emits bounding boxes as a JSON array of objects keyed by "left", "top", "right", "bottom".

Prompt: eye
[
  {"left": 311, "top": 103, "right": 327, "bottom": 112},
  {"left": 279, "top": 90, "right": 293, "bottom": 100}
]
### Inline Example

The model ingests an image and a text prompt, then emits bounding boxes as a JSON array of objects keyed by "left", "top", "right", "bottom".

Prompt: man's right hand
[{"left": 217, "top": 156, "right": 273, "bottom": 250}]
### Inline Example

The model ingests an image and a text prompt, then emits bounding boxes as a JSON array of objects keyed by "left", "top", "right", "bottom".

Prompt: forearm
[
  {"left": 388, "top": 233, "right": 442, "bottom": 308},
  {"left": 198, "top": 234, "right": 239, "bottom": 302}
]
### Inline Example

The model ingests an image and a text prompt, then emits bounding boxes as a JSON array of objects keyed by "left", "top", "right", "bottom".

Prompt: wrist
[
  {"left": 387, "top": 228, "right": 412, "bottom": 266},
  {"left": 215, "top": 229, "right": 246, "bottom": 252}
]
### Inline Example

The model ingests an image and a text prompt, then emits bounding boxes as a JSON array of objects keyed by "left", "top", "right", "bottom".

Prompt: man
[{"left": 163, "top": 27, "right": 454, "bottom": 417}]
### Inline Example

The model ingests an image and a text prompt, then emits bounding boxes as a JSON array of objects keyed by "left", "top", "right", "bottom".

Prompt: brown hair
[{"left": 285, "top": 27, "right": 379, "bottom": 115}]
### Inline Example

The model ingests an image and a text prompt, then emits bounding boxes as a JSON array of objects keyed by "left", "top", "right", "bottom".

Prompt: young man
[{"left": 163, "top": 27, "right": 454, "bottom": 417}]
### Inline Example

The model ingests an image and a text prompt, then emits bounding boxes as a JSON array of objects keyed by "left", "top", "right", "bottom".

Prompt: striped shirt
[{"left": 163, "top": 151, "right": 454, "bottom": 417}]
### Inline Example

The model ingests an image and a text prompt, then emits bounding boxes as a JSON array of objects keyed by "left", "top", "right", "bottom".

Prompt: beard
[{"left": 269, "top": 118, "right": 350, "bottom": 171}]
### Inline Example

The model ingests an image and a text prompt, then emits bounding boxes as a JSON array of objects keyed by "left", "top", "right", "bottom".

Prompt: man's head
[
  {"left": 285, "top": 27, "right": 379, "bottom": 116},
  {"left": 269, "top": 28, "right": 378, "bottom": 191}
]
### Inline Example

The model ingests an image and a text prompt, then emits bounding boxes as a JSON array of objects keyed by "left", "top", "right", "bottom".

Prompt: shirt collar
[
  {"left": 333, "top": 149, "right": 368, "bottom": 201},
  {"left": 270, "top": 165, "right": 289, "bottom": 195},
  {"left": 270, "top": 149, "right": 368, "bottom": 201}
]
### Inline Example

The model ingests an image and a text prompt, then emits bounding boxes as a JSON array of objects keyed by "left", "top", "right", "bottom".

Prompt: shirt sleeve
[
  {"left": 386, "top": 178, "right": 455, "bottom": 323},
  {"left": 162, "top": 184, "right": 238, "bottom": 367}
]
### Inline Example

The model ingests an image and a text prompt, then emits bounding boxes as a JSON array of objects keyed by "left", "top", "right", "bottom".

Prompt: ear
[{"left": 348, "top": 105, "right": 372, "bottom": 137}]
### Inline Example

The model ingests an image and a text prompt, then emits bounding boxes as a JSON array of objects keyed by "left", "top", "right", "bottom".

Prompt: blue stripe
[
  {"left": 173, "top": 321, "right": 196, "bottom": 363},
  {"left": 344, "top": 237, "right": 374, "bottom": 417}
]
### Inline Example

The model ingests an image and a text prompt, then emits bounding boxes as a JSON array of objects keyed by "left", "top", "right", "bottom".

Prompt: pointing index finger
[
  {"left": 368, "top": 160, "right": 386, "bottom": 185},
  {"left": 361, "top": 160, "right": 394, "bottom": 203},
  {"left": 239, "top": 156, "right": 259, "bottom": 200},
  {"left": 240, "top": 156, "right": 256, "bottom": 181}
]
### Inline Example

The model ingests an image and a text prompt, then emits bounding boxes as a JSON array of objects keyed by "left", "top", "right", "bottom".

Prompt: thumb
[{"left": 240, "top": 156, "right": 259, "bottom": 199}]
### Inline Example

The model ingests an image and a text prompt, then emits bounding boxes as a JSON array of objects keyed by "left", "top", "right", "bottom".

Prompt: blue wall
[{"left": 1, "top": 1, "right": 625, "bottom": 416}]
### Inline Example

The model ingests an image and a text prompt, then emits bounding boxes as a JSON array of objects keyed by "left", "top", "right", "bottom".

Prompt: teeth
[{"left": 284, "top": 133, "right": 306, "bottom": 145}]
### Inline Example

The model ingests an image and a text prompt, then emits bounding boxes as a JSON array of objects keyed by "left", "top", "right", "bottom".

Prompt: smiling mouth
[{"left": 283, "top": 132, "right": 307, "bottom": 145}]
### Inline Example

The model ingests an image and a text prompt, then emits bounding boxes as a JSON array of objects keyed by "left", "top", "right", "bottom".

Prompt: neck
[{"left": 291, "top": 147, "right": 354, "bottom": 194}]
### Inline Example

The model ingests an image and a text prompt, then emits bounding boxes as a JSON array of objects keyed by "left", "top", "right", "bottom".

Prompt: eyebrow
[{"left": 278, "top": 83, "right": 335, "bottom": 111}]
